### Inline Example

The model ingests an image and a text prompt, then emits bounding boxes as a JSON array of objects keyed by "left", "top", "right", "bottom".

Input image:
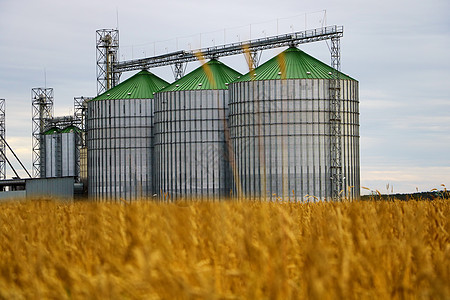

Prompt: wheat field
[{"left": 0, "top": 198, "right": 448, "bottom": 299}]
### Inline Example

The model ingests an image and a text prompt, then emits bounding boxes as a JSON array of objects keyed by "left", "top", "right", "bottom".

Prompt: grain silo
[
  {"left": 154, "top": 59, "right": 241, "bottom": 197},
  {"left": 60, "top": 125, "right": 79, "bottom": 177},
  {"left": 41, "top": 127, "right": 60, "bottom": 178},
  {"left": 229, "top": 47, "right": 359, "bottom": 200},
  {"left": 87, "top": 70, "right": 168, "bottom": 200}
]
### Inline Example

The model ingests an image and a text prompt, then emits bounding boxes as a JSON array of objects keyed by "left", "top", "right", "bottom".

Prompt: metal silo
[
  {"left": 87, "top": 70, "right": 168, "bottom": 200},
  {"left": 41, "top": 127, "right": 60, "bottom": 178},
  {"left": 229, "top": 47, "right": 359, "bottom": 200},
  {"left": 60, "top": 125, "right": 79, "bottom": 177},
  {"left": 154, "top": 59, "right": 241, "bottom": 197}
]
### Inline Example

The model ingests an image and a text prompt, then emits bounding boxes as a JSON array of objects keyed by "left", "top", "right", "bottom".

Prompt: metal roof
[
  {"left": 159, "top": 59, "right": 241, "bottom": 91},
  {"left": 92, "top": 69, "right": 169, "bottom": 101},
  {"left": 234, "top": 47, "right": 356, "bottom": 82},
  {"left": 42, "top": 127, "right": 60, "bottom": 135},
  {"left": 61, "top": 125, "right": 80, "bottom": 133}
]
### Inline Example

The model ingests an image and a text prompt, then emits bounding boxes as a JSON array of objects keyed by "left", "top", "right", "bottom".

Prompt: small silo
[
  {"left": 60, "top": 125, "right": 79, "bottom": 177},
  {"left": 87, "top": 70, "right": 168, "bottom": 200},
  {"left": 41, "top": 127, "right": 61, "bottom": 178},
  {"left": 229, "top": 47, "right": 359, "bottom": 200},
  {"left": 154, "top": 59, "right": 241, "bottom": 197}
]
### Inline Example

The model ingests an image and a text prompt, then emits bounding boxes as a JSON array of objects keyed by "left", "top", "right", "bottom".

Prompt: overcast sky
[{"left": 0, "top": 0, "right": 449, "bottom": 194}]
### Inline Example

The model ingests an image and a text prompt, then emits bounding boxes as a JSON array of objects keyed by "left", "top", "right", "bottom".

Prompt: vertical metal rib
[
  {"left": 154, "top": 90, "right": 232, "bottom": 198},
  {"left": 229, "top": 78, "right": 358, "bottom": 201},
  {"left": 87, "top": 98, "right": 154, "bottom": 200}
]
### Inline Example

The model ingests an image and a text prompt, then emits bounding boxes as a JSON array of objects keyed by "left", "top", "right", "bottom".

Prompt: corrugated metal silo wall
[
  {"left": 87, "top": 98, "right": 154, "bottom": 200},
  {"left": 154, "top": 90, "right": 232, "bottom": 198},
  {"left": 229, "top": 79, "right": 359, "bottom": 200},
  {"left": 61, "top": 132, "right": 78, "bottom": 177},
  {"left": 42, "top": 133, "right": 60, "bottom": 178}
]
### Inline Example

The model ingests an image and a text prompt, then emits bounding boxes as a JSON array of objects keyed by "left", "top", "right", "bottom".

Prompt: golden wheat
[{"left": 0, "top": 198, "right": 448, "bottom": 299}]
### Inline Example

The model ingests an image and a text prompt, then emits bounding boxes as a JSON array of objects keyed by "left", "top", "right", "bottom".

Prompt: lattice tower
[
  {"left": 96, "top": 29, "right": 120, "bottom": 95},
  {"left": 31, "top": 88, "right": 53, "bottom": 178},
  {"left": 329, "top": 37, "right": 342, "bottom": 199},
  {"left": 0, "top": 99, "right": 5, "bottom": 179}
]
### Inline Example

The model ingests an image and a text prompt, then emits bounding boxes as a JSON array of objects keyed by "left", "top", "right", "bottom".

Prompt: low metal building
[{"left": 0, "top": 177, "right": 78, "bottom": 201}]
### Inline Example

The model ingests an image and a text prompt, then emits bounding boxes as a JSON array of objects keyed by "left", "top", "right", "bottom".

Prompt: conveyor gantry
[{"left": 113, "top": 25, "right": 343, "bottom": 74}]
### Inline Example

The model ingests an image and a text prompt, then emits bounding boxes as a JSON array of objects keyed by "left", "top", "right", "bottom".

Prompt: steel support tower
[
  {"left": 329, "top": 37, "right": 342, "bottom": 199},
  {"left": 74, "top": 96, "right": 90, "bottom": 147},
  {"left": 96, "top": 29, "right": 120, "bottom": 95},
  {"left": 247, "top": 50, "right": 261, "bottom": 71},
  {"left": 74, "top": 96, "right": 91, "bottom": 183},
  {"left": 32, "top": 88, "right": 54, "bottom": 178},
  {"left": 171, "top": 62, "right": 187, "bottom": 80},
  {"left": 0, "top": 99, "right": 5, "bottom": 179}
]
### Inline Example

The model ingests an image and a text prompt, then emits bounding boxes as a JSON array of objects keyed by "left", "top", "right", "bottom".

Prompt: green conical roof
[
  {"left": 43, "top": 127, "right": 60, "bottom": 135},
  {"left": 234, "top": 47, "right": 356, "bottom": 82},
  {"left": 61, "top": 125, "right": 80, "bottom": 133},
  {"left": 160, "top": 59, "right": 241, "bottom": 92},
  {"left": 92, "top": 69, "right": 169, "bottom": 101}
]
